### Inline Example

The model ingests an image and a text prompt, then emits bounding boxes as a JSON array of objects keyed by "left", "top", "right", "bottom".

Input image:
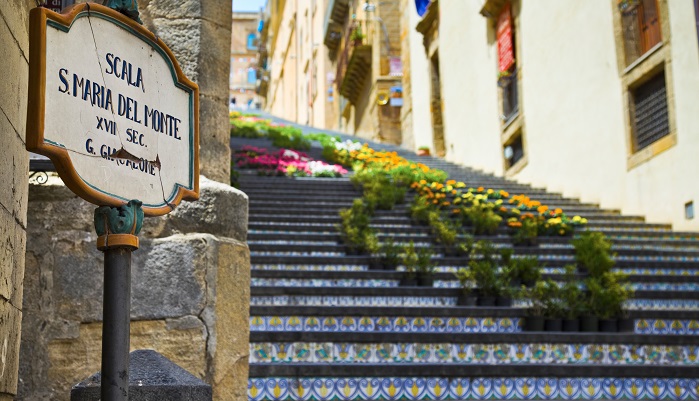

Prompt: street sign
[{"left": 27, "top": 3, "right": 199, "bottom": 216}]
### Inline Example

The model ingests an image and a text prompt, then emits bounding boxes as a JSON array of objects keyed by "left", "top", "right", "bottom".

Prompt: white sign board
[{"left": 27, "top": 4, "right": 199, "bottom": 216}]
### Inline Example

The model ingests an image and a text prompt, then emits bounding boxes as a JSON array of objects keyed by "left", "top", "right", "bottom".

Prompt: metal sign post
[
  {"left": 26, "top": 3, "right": 199, "bottom": 399},
  {"left": 94, "top": 200, "right": 143, "bottom": 401}
]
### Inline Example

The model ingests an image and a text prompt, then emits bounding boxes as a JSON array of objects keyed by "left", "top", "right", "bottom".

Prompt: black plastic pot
[
  {"left": 477, "top": 296, "right": 496, "bottom": 307},
  {"left": 522, "top": 279, "right": 536, "bottom": 288},
  {"left": 443, "top": 246, "right": 458, "bottom": 257},
  {"left": 417, "top": 273, "right": 434, "bottom": 287},
  {"left": 380, "top": 259, "right": 398, "bottom": 271},
  {"left": 562, "top": 318, "right": 580, "bottom": 332},
  {"left": 509, "top": 278, "right": 522, "bottom": 288},
  {"left": 524, "top": 316, "right": 545, "bottom": 332},
  {"left": 368, "top": 258, "right": 383, "bottom": 270},
  {"left": 577, "top": 264, "right": 589, "bottom": 274},
  {"left": 457, "top": 294, "right": 478, "bottom": 306},
  {"left": 545, "top": 318, "right": 563, "bottom": 332},
  {"left": 345, "top": 247, "right": 360, "bottom": 256},
  {"left": 580, "top": 315, "right": 599, "bottom": 332},
  {"left": 399, "top": 277, "right": 418, "bottom": 287},
  {"left": 618, "top": 317, "right": 635, "bottom": 333},
  {"left": 599, "top": 318, "right": 618, "bottom": 333},
  {"left": 496, "top": 297, "right": 513, "bottom": 307}
]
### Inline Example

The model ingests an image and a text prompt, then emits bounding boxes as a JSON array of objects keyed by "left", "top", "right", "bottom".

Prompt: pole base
[{"left": 71, "top": 350, "right": 212, "bottom": 401}]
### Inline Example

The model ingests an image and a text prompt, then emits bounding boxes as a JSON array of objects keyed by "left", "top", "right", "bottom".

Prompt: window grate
[{"left": 631, "top": 71, "right": 669, "bottom": 151}]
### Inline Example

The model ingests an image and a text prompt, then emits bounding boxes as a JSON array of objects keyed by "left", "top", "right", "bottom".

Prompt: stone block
[
  {"left": 0, "top": 113, "right": 28, "bottom": 227},
  {"left": 150, "top": 18, "right": 201, "bottom": 83},
  {"left": 0, "top": 19, "right": 27, "bottom": 136},
  {"left": 0, "top": 206, "right": 25, "bottom": 308},
  {"left": 198, "top": 96, "right": 232, "bottom": 184},
  {"left": 0, "top": 300, "right": 22, "bottom": 396},
  {"left": 209, "top": 238, "right": 250, "bottom": 401},
  {"left": 201, "top": 0, "right": 231, "bottom": 30},
  {"left": 28, "top": 184, "right": 94, "bottom": 233},
  {"left": 131, "top": 235, "right": 209, "bottom": 320},
  {"left": 71, "top": 350, "right": 211, "bottom": 401},
  {"left": 167, "top": 176, "right": 248, "bottom": 241},
  {"left": 146, "top": 0, "right": 202, "bottom": 20},
  {"left": 197, "top": 20, "right": 231, "bottom": 100},
  {"left": 48, "top": 320, "right": 207, "bottom": 400},
  {"left": 0, "top": 0, "right": 32, "bottom": 55}
]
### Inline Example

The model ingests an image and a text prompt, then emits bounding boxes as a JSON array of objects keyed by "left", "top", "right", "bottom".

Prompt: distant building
[
  {"left": 412, "top": 0, "right": 699, "bottom": 230},
  {"left": 231, "top": 12, "right": 263, "bottom": 109}
]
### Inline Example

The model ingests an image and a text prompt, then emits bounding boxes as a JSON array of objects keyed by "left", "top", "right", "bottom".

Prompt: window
[
  {"left": 503, "top": 133, "right": 524, "bottom": 170},
  {"left": 247, "top": 68, "right": 257, "bottom": 84},
  {"left": 496, "top": 3, "right": 518, "bottom": 124},
  {"left": 619, "top": 0, "right": 662, "bottom": 65},
  {"left": 629, "top": 70, "right": 669, "bottom": 151},
  {"left": 247, "top": 33, "right": 257, "bottom": 50}
]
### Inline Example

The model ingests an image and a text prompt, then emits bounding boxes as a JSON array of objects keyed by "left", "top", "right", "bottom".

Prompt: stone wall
[
  {"left": 19, "top": 178, "right": 250, "bottom": 401},
  {"left": 0, "top": 1, "right": 32, "bottom": 400},
  {"left": 76, "top": 0, "right": 233, "bottom": 184}
]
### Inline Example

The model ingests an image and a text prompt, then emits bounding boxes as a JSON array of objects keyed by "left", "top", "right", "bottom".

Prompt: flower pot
[
  {"left": 399, "top": 277, "right": 418, "bottom": 287},
  {"left": 580, "top": 315, "right": 599, "bottom": 332},
  {"left": 368, "top": 258, "right": 383, "bottom": 270},
  {"left": 618, "top": 317, "right": 635, "bottom": 333},
  {"left": 562, "top": 318, "right": 580, "bottom": 332},
  {"left": 496, "top": 297, "right": 513, "bottom": 307},
  {"left": 417, "top": 149, "right": 430, "bottom": 156},
  {"left": 577, "top": 264, "right": 588, "bottom": 274},
  {"left": 599, "top": 318, "right": 618, "bottom": 333},
  {"left": 381, "top": 261, "right": 398, "bottom": 271},
  {"left": 417, "top": 273, "right": 434, "bottom": 287},
  {"left": 443, "top": 246, "right": 458, "bottom": 257},
  {"left": 509, "top": 278, "right": 522, "bottom": 288},
  {"left": 522, "top": 279, "right": 537, "bottom": 288},
  {"left": 545, "top": 318, "right": 563, "bottom": 332},
  {"left": 457, "top": 294, "right": 478, "bottom": 306},
  {"left": 477, "top": 296, "right": 496, "bottom": 307},
  {"left": 524, "top": 316, "right": 545, "bottom": 332}
]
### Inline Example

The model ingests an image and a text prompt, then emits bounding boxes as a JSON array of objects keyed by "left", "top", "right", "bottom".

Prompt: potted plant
[
  {"left": 456, "top": 234, "right": 475, "bottom": 256},
  {"left": 364, "top": 232, "right": 382, "bottom": 270},
  {"left": 410, "top": 196, "right": 433, "bottom": 225},
  {"left": 587, "top": 272, "right": 632, "bottom": 332},
  {"left": 416, "top": 246, "right": 436, "bottom": 287},
  {"left": 428, "top": 212, "right": 458, "bottom": 256},
  {"left": 467, "top": 205, "right": 503, "bottom": 235},
  {"left": 400, "top": 241, "right": 419, "bottom": 286},
  {"left": 380, "top": 237, "right": 401, "bottom": 270},
  {"left": 455, "top": 267, "right": 477, "bottom": 306},
  {"left": 417, "top": 146, "right": 431, "bottom": 156},
  {"left": 350, "top": 25, "right": 365, "bottom": 45},
  {"left": 469, "top": 259, "right": 499, "bottom": 306},
  {"left": 512, "top": 216, "right": 538, "bottom": 246},
  {"left": 541, "top": 279, "right": 564, "bottom": 331},
  {"left": 571, "top": 232, "right": 615, "bottom": 275},
  {"left": 561, "top": 265, "right": 583, "bottom": 332},
  {"left": 522, "top": 281, "right": 547, "bottom": 331}
]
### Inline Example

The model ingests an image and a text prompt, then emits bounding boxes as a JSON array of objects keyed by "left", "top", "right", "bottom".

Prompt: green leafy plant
[
  {"left": 512, "top": 216, "right": 538, "bottom": 246},
  {"left": 504, "top": 255, "right": 542, "bottom": 286},
  {"left": 469, "top": 259, "right": 500, "bottom": 297},
  {"left": 585, "top": 272, "right": 633, "bottom": 319},
  {"left": 428, "top": 212, "right": 458, "bottom": 246},
  {"left": 417, "top": 246, "right": 436, "bottom": 275},
  {"left": 267, "top": 126, "right": 311, "bottom": 150},
  {"left": 561, "top": 265, "right": 584, "bottom": 319},
  {"left": 380, "top": 237, "right": 401, "bottom": 268},
  {"left": 456, "top": 234, "right": 475, "bottom": 256},
  {"left": 455, "top": 267, "right": 475, "bottom": 296},
  {"left": 350, "top": 25, "right": 365, "bottom": 42},
  {"left": 401, "top": 241, "right": 419, "bottom": 279},
  {"left": 410, "top": 196, "right": 436, "bottom": 224},
  {"left": 572, "top": 232, "right": 615, "bottom": 276},
  {"left": 338, "top": 199, "right": 375, "bottom": 253},
  {"left": 466, "top": 204, "right": 503, "bottom": 235}
]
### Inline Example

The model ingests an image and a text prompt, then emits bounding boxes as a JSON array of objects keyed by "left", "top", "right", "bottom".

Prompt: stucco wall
[
  {"left": 439, "top": 0, "right": 502, "bottom": 175},
  {"left": 0, "top": 1, "right": 32, "bottom": 400},
  {"left": 432, "top": 0, "right": 699, "bottom": 230}
]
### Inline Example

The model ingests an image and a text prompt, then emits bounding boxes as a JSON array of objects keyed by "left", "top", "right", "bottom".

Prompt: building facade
[
  {"left": 231, "top": 12, "right": 263, "bottom": 109},
  {"left": 411, "top": 0, "right": 699, "bottom": 231}
]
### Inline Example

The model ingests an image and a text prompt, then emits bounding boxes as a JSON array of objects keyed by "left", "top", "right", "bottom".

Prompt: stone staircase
[{"left": 234, "top": 136, "right": 699, "bottom": 401}]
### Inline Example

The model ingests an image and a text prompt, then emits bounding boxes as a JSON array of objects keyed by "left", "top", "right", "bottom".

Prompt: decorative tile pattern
[
  {"left": 250, "top": 296, "right": 457, "bottom": 307},
  {"left": 252, "top": 264, "right": 368, "bottom": 272},
  {"left": 250, "top": 316, "right": 521, "bottom": 333},
  {"left": 250, "top": 343, "right": 699, "bottom": 365},
  {"left": 250, "top": 278, "right": 699, "bottom": 291},
  {"left": 248, "top": 377, "right": 699, "bottom": 400},
  {"left": 251, "top": 296, "right": 699, "bottom": 309}
]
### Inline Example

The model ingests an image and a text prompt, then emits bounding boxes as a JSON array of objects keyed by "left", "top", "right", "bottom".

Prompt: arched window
[{"left": 247, "top": 33, "right": 256, "bottom": 50}]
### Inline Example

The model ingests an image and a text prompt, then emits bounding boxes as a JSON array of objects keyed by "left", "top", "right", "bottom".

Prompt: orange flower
[
  {"left": 477, "top": 187, "right": 484, "bottom": 192},
  {"left": 508, "top": 221, "right": 522, "bottom": 228},
  {"left": 537, "top": 205, "right": 549, "bottom": 214},
  {"left": 446, "top": 180, "right": 456, "bottom": 186},
  {"left": 501, "top": 191, "right": 510, "bottom": 198},
  {"left": 554, "top": 208, "right": 563, "bottom": 215}
]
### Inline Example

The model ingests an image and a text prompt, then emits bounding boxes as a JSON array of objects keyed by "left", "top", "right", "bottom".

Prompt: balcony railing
[{"left": 337, "top": 19, "right": 374, "bottom": 103}]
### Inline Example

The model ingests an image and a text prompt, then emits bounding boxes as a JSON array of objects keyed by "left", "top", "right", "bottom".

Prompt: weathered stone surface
[
  {"left": 198, "top": 20, "right": 232, "bottom": 100},
  {"left": 0, "top": 301, "right": 22, "bottom": 395},
  {"left": 149, "top": 18, "right": 200, "bottom": 83},
  {"left": 21, "top": 185, "right": 250, "bottom": 401},
  {"left": 0, "top": 112, "right": 28, "bottom": 229},
  {"left": 168, "top": 177, "right": 249, "bottom": 242},
  {"left": 145, "top": 0, "right": 202, "bottom": 20},
  {"left": 208, "top": 239, "right": 250, "bottom": 401},
  {"left": 48, "top": 320, "right": 207, "bottom": 401},
  {"left": 71, "top": 350, "right": 212, "bottom": 401},
  {"left": 0, "top": 206, "right": 25, "bottom": 308},
  {"left": 132, "top": 235, "right": 209, "bottom": 320}
]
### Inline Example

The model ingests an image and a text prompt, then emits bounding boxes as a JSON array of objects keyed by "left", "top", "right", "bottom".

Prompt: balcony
[
  {"left": 338, "top": 20, "right": 373, "bottom": 104},
  {"left": 323, "top": 0, "right": 350, "bottom": 52}
]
